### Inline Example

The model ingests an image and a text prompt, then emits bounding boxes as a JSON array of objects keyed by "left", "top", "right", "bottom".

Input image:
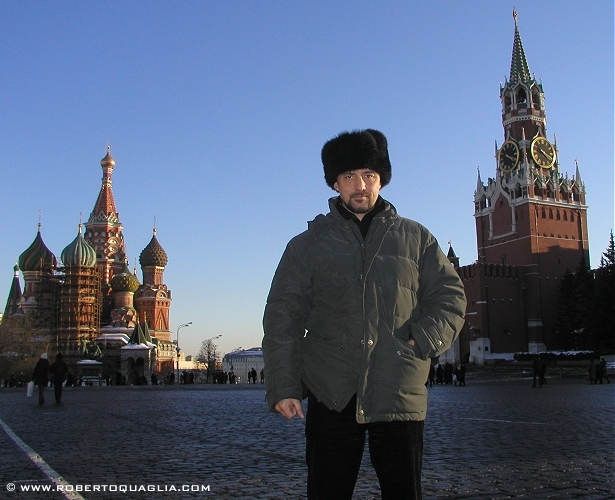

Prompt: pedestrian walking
[
  {"left": 50, "top": 353, "right": 69, "bottom": 403},
  {"left": 263, "top": 129, "right": 467, "bottom": 500},
  {"left": 457, "top": 362, "right": 466, "bottom": 386},
  {"left": 598, "top": 358, "right": 611, "bottom": 384},
  {"left": 31, "top": 353, "right": 50, "bottom": 405},
  {"left": 540, "top": 359, "right": 547, "bottom": 386}
]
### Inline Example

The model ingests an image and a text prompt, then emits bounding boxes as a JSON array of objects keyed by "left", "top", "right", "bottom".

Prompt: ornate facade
[{"left": 3, "top": 148, "right": 175, "bottom": 382}]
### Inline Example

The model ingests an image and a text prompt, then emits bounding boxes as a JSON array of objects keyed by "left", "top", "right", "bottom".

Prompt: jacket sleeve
[
  {"left": 409, "top": 230, "right": 467, "bottom": 360},
  {"left": 262, "top": 239, "right": 312, "bottom": 412}
]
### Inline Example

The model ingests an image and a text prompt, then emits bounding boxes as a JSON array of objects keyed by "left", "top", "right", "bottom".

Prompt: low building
[{"left": 222, "top": 347, "right": 264, "bottom": 383}]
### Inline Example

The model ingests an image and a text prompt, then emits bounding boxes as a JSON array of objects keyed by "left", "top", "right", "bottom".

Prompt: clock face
[
  {"left": 498, "top": 141, "right": 519, "bottom": 172},
  {"left": 531, "top": 137, "right": 555, "bottom": 169}
]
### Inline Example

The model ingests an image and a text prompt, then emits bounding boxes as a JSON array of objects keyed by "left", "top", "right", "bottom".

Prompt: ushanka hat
[{"left": 321, "top": 129, "right": 392, "bottom": 189}]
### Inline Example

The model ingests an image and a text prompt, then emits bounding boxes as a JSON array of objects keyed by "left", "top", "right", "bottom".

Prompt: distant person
[
  {"left": 260, "top": 369, "right": 265, "bottom": 384},
  {"left": 457, "top": 363, "right": 466, "bottom": 387},
  {"left": 436, "top": 364, "right": 444, "bottom": 385},
  {"left": 31, "top": 353, "right": 50, "bottom": 405},
  {"left": 427, "top": 364, "right": 435, "bottom": 387},
  {"left": 531, "top": 355, "right": 542, "bottom": 388},
  {"left": 444, "top": 362, "right": 453, "bottom": 384},
  {"left": 251, "top": 368, "right": 257, "bottom": 385},
  {"left": 50, "top": 353, "right": 69, "bottom": 403},
  {"left": 540, "top": 359, "right": 547, "bottom": 386},
  {"left": 598, "top": 358, "right": 610, "bottom": 384}
]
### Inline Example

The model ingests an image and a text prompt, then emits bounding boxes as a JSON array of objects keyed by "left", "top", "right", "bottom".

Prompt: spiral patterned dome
[
  {"left": 110, "top": 262, "right": 140, "bottom": 293},
  {"left": 139, "top": 230, "right": 168, "bottom": 267},
  {"left": 18, "top": 227, "right": 57, "bottom": 272},
  {"left": 61, "top": 225, "right": 97, "bottom": 268}
]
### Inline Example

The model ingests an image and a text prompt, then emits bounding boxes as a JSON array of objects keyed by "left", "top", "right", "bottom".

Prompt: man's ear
[{"left": 333, "top": 181, "right": 339, "bottom": 192}]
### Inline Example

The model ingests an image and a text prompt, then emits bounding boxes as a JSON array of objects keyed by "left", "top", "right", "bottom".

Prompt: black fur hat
[{"left": 321, "top": 129, "right": 391, "bottom": 189}]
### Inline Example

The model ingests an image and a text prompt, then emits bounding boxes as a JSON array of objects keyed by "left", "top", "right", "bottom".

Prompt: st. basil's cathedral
[{"left": 3, "top": 147, "right": 175, "bottom": 383}]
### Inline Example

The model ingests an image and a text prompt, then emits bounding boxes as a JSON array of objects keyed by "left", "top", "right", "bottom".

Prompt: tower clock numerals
[
  {"left": 498, "top": 141, "right": 519, "bottom": 172},
  {"left": 530, "top": 137, "right": 556, "bottom": 169}
]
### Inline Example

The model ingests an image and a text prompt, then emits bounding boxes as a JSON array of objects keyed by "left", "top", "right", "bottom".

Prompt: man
[
  {"left": 262, "top": 129, "right": 466, "bottom": 499},
  {"left": 50, "top": 353, "right": 69, "bottom": 404},
  {"left": 31, "top": 353, "right": 50, "bottom": 405}
]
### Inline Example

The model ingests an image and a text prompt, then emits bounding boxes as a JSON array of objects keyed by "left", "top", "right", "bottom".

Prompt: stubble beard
[{"left": 342, "top": 192, "right": 376, "bottom": 215}]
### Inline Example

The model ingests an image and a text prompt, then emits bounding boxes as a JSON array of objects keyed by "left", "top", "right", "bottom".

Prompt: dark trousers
[
  {"left": 38, "top": 384, "right": 45, "bottom": 404},
  {"left": 305, "top": 393, "right": 423, "bottom": 500},
  {"left": 54, "top": 381, "right": 63, "bottom": 402}
]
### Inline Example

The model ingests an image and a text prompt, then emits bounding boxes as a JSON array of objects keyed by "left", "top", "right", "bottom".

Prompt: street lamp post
[{"left": 176, "top": 322, "right": 192, "bottom": 384}]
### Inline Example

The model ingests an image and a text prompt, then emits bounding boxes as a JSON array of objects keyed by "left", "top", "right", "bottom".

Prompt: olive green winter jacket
[{"left": 262, "top": 198, "right": 466, "bottom": 423}]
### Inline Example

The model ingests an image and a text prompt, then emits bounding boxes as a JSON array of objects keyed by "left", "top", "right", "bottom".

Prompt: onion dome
[
  {"left": 101, "top": 147, "right": 116, "bottom": 169},
  {"left": 139, "top": 229, "right": 168, "bottom": 267},
  {"left": 18, "top": 225, "right": 57, "bottom": 272},
  {"left": 110, "top": 262, "right": 140, "bottom": 293},
  {"left": 61, "top": 224, "right": 97, "bottom": 268}
]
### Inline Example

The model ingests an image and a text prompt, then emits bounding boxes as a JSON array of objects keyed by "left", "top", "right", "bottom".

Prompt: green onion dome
[
  {"left": 139, "top": 229, "right": 168, "bottom": 267},
  {"left": 61, "top": 225, "right": 97, "bottom": 268},
  {"left": 110, "top": 262, "right": 140, "bottom": 293},
  {"left": 18, "top": 226, "right": 57, "bottom": 272}
]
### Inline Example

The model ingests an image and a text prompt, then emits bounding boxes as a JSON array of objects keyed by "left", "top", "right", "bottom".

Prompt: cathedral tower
[
  {"left": 57, "top": 224, "right": 101, "bottom": 363},
  {"left": 84, "top": 147, "right": 127, "bottom": 324}
]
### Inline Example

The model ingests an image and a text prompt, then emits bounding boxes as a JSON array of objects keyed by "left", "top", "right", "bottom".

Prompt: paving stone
[{"left": 0, "top": 379, "right": 613, "bottom": 499}]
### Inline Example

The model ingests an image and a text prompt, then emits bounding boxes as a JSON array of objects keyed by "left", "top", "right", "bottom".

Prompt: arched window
[{"left": 516, "top": 88, "right": 527, "bottom": 106}]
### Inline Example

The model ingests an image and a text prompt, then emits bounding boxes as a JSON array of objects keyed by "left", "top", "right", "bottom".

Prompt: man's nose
[{"left": 353, "top": 176, "right": 366, "bottom": 190}]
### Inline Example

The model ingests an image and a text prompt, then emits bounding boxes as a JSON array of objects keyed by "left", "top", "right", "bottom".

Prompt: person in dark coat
[
  {"left": 540, "top": 359, "right": 547, "bottom": 385},
  {"left": 598, "top": 358, "right": 611, "bottom": 384},
  {"left": 531, "top": 355, "right": 542, "bottom": 388},
  {"left": 50, "top": 353, "right": 69, "bottom": 403},
  {"left": 31, "top": 353, "right": 50, "bottom": 405}
]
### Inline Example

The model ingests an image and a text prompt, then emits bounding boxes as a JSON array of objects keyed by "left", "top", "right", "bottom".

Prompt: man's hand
[{"left": 274, "top": 398, "right": 304, "bottom": 420}]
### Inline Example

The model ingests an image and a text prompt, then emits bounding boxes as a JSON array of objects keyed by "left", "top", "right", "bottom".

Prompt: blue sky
[{"left": 0, "top": 1, "right": 612, "bottom": 358}]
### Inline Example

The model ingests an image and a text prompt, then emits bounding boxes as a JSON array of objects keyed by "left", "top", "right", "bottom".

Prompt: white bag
[{"left": 26, "top": 381, "right": 34, "bottom": 397}]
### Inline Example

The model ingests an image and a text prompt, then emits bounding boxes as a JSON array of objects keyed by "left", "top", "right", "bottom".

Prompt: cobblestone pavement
[{"left": 0, "top": 377, "right": 613, "bottom": 499}]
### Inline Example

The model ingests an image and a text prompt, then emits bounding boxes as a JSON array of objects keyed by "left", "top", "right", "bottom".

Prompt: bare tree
[{"left": 197, "top": 338, "right": 220, "bottom": 383}]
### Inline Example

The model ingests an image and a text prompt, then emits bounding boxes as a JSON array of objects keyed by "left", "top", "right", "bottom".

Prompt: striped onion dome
[
  {"left": 110, "top": 262, "right": 140, "bottom": 293},
  {"left": 61, "top": 224, "right": 97, "bottom": 268},
  {"left": 139, "top": 229, "right": 168, "bottom": 267},
  {"left": 18, "top": 226, "right": 57, "bottom": 272}
]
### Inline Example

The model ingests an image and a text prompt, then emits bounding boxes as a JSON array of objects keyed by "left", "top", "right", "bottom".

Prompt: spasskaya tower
[{"left": 463, "top": 10, "right": 589, "bottom": 353}]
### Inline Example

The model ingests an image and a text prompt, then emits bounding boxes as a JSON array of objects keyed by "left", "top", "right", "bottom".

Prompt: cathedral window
[
  {"left": 563, "top": 211, "right": 568, "bottom": 221},
  {"left": 549, "top": 209, "right": 553, "bottom": 219},
  {"left": 504, "top": 93, "right": 512, "bottom": 112},
  {"left": 570, "top": 212, "right": 575, "bottom": 222},
  {"left": 541, "top": 208, "right": 546, "bottom": 218},
  {"left": 556, "top": 210, "right": 561, "bottom": 220}
]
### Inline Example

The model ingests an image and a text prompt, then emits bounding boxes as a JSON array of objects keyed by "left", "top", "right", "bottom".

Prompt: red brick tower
[
  {"left": 84, "top": 147, "right": 127, "bottom": 324},
  {"left": 468, "top": 10, "right": 589, "bottom": 352}
]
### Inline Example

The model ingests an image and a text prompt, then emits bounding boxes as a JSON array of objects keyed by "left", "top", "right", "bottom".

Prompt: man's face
[{"left": 334, "top": 168, "right": 381, "bottom": 219}]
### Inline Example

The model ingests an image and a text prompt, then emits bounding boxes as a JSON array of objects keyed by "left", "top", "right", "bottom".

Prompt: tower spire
[
  {"left": 509, "top": 9, "right": 531, "bottom": 84},
  {"left": 89, "top": 146, "right": 119, "bottom": 223}
]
